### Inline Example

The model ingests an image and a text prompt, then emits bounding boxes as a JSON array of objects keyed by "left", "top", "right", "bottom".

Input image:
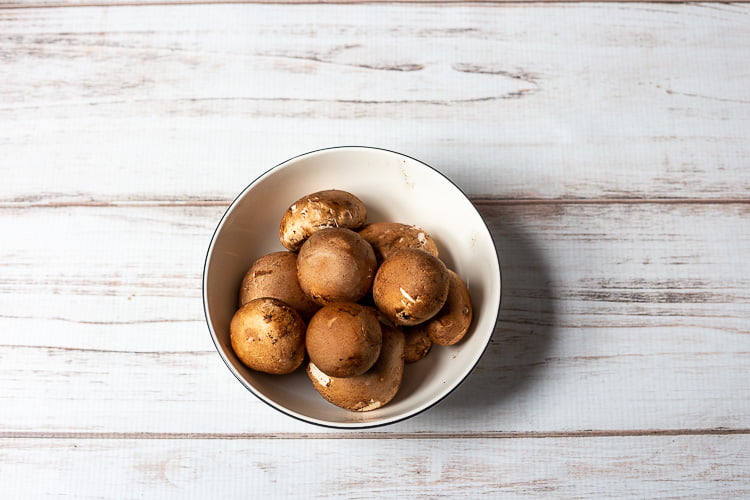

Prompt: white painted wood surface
[
  {"left": 1, "top": 1, "right": 749, "bottom": 498},
  {"left": 1, "top": 0, "right": 718, "bottom": 7},
  {"left": 1, "top": 3, "right": 750, "bottom": 203},
  {"left": 2, "top": 436, "right": 748, "bottom": 498},
  {"left": 2, "top": 203, "right": 749, "bottom": 435}
]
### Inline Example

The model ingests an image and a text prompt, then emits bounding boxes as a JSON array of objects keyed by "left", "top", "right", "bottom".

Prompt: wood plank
[
  {"left": 1, "top": 435, "right": 748, "bottom": 498},
  {"left": 5, "top": 0, "right": 744, "bottom": 10},
  {"left": 1, "top": 3, "right": 749, "bottom": 202},
  {"left": 0, "top": 202, "right": 748, "bottom": 434}
]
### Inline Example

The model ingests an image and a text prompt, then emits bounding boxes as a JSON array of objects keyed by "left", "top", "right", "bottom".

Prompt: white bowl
[{"left": 203, "top": 146, "right": 501, "bottom": 428}]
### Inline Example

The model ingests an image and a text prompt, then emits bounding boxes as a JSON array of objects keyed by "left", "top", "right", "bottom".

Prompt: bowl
[{"left": 203, "top": 146, "right": 502, "bottom": 428}]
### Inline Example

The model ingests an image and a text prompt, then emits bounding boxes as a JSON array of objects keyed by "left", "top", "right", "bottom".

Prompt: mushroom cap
[
  {"left": 279, "top": 190, "right": 367, "bottom": 251},
  {"left": 307, "top": 322, "right": 405, "bottom": 412},
  {"left": 297, "top": 227, "right": 377, "bottom": 306},
  {"left": 359, "top": 222, "right": 438, "bottom": 263},
  {"left": 305, "top": 302, "right": 382, "bottom": 378},
  {"left": 230, "top": 297, "right": 306, "bottom": 375},
  {"left": 418, "top": 269, "right": 474, "bottom": 346},
  {"left": 239, "top": 251, "right": 319, "bottom": 319},
  {"left": 373, "top": 248, "right": 450, "bottom": 326}
]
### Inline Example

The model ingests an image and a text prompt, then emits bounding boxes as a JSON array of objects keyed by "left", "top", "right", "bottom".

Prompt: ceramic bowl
[{"left": 203, "top": 146, "right": 501, "bottom": 428}]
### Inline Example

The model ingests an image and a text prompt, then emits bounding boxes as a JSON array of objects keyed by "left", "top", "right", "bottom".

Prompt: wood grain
[
  {"left": 1, "top": 435, "right": 748, "bottom": 498},
  {"left": 1, "top": 202, "right": 747, "bottom": 434},
  {"left": 5, "top": 0, "right": 748, "bottom": 9},
  {"left": 1, "top": 3, "right": 749, "bottom": 202},
  {"left": 2, "top": 1, "right": 749, "bottom": 494}
]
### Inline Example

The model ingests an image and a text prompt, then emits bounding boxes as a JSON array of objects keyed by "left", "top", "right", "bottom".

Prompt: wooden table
[{"left": 2, "top": 0, "right": 749, "bottom": 497}]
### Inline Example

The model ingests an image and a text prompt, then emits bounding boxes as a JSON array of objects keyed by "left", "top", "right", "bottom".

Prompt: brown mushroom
[
  {"left": 297, "top": 227, "right": 376, "bottom": 306},
  {"left": 307, "top": 323, "right": 405, "bottom": 411},
  {"left": 230, "top": 297, "right": 306, "bottom": 375},
  {"left": 238, "top": 251, "right": 319, "bottom": 319},
  {"left": 372, "top": 248, "right": 450, "bottom": 326},
  {"left": 279, "top": 190, "right": 367, "bottom": 251},
  {"left": 359, "top": 222, "right": 439, "bottom": 263},
  {"left": 305, "top": 302, "right": 382, "bottom": 378},
  {"left": 402, "top": 325, "right": 432, "bottom": 363},
  {"left": 415, "top": 269, "right": 473, "bottom": 346}
]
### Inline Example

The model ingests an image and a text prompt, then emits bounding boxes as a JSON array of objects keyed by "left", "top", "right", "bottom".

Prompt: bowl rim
[{"left": 202, "top": 145, "right": 503, "bottom": 429}]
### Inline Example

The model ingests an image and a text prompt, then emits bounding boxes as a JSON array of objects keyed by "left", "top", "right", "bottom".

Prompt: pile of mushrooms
[{"left": 230, "top": 190, "right": 473, "bottom": 412}]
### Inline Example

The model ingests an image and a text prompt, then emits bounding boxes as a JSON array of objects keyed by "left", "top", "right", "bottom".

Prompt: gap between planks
[
  {"left": 2, "top": 198, "right": 750, "bottom": 209},
  {"left": 2, "top": 429, "right": 749, "bottom": 440}
]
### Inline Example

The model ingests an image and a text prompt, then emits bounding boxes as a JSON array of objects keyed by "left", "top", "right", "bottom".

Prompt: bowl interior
[{"left": 204, "top": 147, "right": 501, "bottom": 428}]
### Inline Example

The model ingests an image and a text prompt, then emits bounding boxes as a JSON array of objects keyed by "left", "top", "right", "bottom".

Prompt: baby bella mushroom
[
  {"left": 305, "top": 302, "right": 382, "bottom": 378},
  {"left": 279, "top": 189, "right": 367, "bottom": 251},
  {"left": 412, "top": 269, "right": 473, "bottom": 346},
  {"left": 297, "top": 227, "right": 377, "bottom": 306},
  {"left": 358, "top": 222, "right": 439, "bottom": 263},
  {"left": 402, "top": 325, "right": 432, "bottom": 363},
  {"left": 230, "top": 297, "right": 306, "bottom": 375},
  {"left": 372, "top": 248, "right": 450, "bottom": 326},
  {"left": 307, "top": 323, "right": 405, "bottom": 412},
  {"left": 238, "top": 251, "right": 319, "bottom": 319}
]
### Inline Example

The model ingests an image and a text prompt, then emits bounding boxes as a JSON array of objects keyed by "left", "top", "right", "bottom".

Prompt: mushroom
[
  {"left": 307, "top": 323, "right": 405, "bottom": 412},
  {"left": 305, "top": 302, "right": 382, "bottom": 378},
  {"left": 279, "top": 189, "right": 367, "bottom": 251},
  {"left": 297, "top": 227, "right": 376, "bottom": 306},
  {"left": 238, "top": 251, "right": 319, "bottom": 319},
  {"left": 230, "top": 297, "right": 306, "bottom": 375},
  {"left": 402, "top": 325, "right": 432, "bottom": 363},
  {"left": 359, "top": 222, "right": 439, "bottom": 263},
  {"left": 413, "top": 269, "right": 473, "bottom": 346},
  {"left": 372, "top": 248, "right": 450, "bottom": 326}
]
